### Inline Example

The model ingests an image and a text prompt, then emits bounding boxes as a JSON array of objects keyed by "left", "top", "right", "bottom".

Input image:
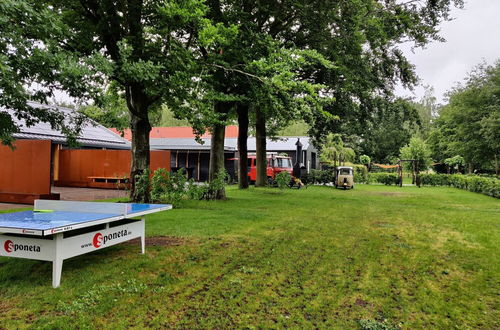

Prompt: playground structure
[
  {"left": 397, "top": 159, "right": 420, "bottom": 187},
  {"left": 373, "top": 159, "right": 421, "bottom": 187}
]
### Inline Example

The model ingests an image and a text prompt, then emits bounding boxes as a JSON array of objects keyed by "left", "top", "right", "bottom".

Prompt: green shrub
[
  {"left": 358, "top": 319, "right": 399, "bottom": 330},
  {"left": 420, "top": 173, "right": 499, "bottom": 198},
  {"left": 202, "top": 169, "right": 229, "bottom": 200},
  {"left": 359, "top": 155, "right": 371, "bottom": 167},
  {"left": 368, "top": 173, "right": 399, "bottom": 185},
  {"left": 148, "top": 168, "right": 230, "bottom": 206},
  {"left": 275, "top": 171, "right": 292, "bottom": 189},
  {"left": 150, "top": 168, "right": 187, "bottom": 206},
  {"left": 186, "top": 179, "right": 207, "bottom": 200},
  {"left": 133, "top": 169, "right": 150, "bottom": 203},
  {"left": 308, "top": 169, "right": 334, "bottom": 185},
  {"left": 353, "top": 164, "right": 369, "bottom": 183}
]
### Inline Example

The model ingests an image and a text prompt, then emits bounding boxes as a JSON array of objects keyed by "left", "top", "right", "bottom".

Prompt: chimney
[{"left": 293, "top": 138, "right": 303, "bottom": 178}]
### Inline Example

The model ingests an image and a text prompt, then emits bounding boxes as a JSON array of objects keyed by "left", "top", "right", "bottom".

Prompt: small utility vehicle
[{"left": 334, "top": 166, "right": 354, "bottom": 189}]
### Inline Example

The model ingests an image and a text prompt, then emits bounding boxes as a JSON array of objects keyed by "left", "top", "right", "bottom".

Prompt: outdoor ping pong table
[{"left": 0, "top": 200, "right": 171, "bottom": 288}]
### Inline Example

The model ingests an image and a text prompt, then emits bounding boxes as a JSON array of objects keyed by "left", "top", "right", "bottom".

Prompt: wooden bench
[{"left": 87, "top": 176, "right": 129, "bottom": 189}]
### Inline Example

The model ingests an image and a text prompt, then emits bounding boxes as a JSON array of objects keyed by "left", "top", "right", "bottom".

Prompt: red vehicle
[{"left": 247, "top": 154, "right": 293, "bottom": 183}]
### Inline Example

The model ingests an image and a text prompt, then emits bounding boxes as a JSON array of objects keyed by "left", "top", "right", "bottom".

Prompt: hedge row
[
  {"left": 363, "top": 173, "right": 499, "bottom": 197},
  {"left": 304, "top": 166, "right": 369, "bottom": 185},
  {"left": 419, "top": 174, "right": 499, "bottom": 198},
  {"left": 364, "top": 173, "right": 400, "bottom": 185},
  {"left": 303, "top": 170, "right": 499, "bottom": 198},
  {"left": 303, "top": 169, "right": 334, "bottom": 185}
]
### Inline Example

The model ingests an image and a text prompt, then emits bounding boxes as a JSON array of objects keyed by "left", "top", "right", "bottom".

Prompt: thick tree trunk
[
  {"left": 209, "top": 102, "right": 228, "bottom": 199},
  {"left": 255, "top": 107, "right": 267, "bottom": 187},
  {"left": 468, "top": 163, "right": 474, "bottom": 174},
  {"left": 237, "top": 104, "right": 249, "bottom": 189},
  {"left": 125, "top": 83, "right": 152, "bottom": 203},
  {"left": 130, "top": 113, "right": 151, "bottom": 203}
]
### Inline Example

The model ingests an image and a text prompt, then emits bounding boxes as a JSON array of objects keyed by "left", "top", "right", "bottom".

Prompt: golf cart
[{"left": 335, "top": 166, "right": 354, "bottom": 189}]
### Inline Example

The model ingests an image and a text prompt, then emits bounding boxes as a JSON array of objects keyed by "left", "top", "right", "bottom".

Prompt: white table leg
[
  {"left": 52, "top": 233, "right": 64, "bottom": 288},
  {"left": 141, "top": 216, "right": 145, "bottom": 254}
]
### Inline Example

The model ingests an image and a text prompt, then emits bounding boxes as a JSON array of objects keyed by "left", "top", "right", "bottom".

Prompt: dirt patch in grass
[
  {"left": 0, "top": 300, "right": 14, "bottom": 314},
  {"left": 371, "top": 192, "right": 406, "bottom": 197},
  {"left": 125, "top": 236, "right": 189, "bottom": 247},
  {"left": 372, "top": 222, "right": 395, "bottom": 228},
  {"left": 432, "top": 230, "right": 482, "bottom": 250},
  {"left": 355, "top": 298, "right": 369, "bottom": 307}
]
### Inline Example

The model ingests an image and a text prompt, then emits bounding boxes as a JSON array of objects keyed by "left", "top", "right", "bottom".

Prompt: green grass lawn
[{"left": 0, "top": 185, "right": 498, "bottom": 329}]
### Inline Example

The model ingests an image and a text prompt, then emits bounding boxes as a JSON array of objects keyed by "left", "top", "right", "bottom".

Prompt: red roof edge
[{"left": 109, "top": 126, "right": 239, "bottom": 141}]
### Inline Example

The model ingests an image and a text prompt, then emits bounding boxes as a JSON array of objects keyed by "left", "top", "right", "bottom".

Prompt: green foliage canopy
[
  {"left": 359, "top": 155, "right": 371, "bottom": 167},
  {"left": 400, "top": 136, "right": 433, "bottom": 171},
  {"left": 429, "top": 60, "right": 500, "bottom": 171},
  {"left": 0, "top": 0, "right": 107, "bottom": 145},
  {"left": 358, "top": 98, "right": 421, "bottom": 163},
  {"left": 320, "top": 133, "right": 356, "bottom": 164}
]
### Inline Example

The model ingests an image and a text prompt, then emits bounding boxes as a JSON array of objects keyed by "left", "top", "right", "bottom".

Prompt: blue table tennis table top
[{"left": 0, "top": 203, "right": 169, "bottom": 235}]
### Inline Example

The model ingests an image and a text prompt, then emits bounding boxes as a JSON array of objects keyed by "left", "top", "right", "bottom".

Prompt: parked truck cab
[{"left": 247, "top": 155, "right": 293, "bottom": 183}]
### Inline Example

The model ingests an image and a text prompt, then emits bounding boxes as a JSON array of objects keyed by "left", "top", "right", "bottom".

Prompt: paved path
[
  {"left": 0, "top": 203, "right": 31, "bottom": 211},
  {"left": 52, "top": 186, "right": 128, "bottom": 201},
  {"left": 0, "top": 187, "right": 128, "bottom": 211}
]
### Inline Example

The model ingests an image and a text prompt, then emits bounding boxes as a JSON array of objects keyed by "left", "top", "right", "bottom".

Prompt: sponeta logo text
[
  {"left": 4, "top": 240, "right": 41, "bottom": 253},
  {"left": 4, "top": 240, "right": 12, "bottom": 252},
  {"left": 93, "top": 233, "right": 103, "bottom": 248},
  {"left": 92, "top": 230, "right": 129, "bottom": 248}
]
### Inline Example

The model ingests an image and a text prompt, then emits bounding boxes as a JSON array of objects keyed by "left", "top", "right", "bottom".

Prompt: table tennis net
[{"left": 34, "top": 200, "right": 127, "bottom": 215}]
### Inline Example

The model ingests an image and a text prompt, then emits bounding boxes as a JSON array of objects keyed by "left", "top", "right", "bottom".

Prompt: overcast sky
[{"left": 395, "top": 0, "right": 500, "bottom": 104}]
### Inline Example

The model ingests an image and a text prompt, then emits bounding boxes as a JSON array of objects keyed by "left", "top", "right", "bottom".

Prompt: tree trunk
[
  {"left": 468, "top": 163, "right": 474, "bottom": 174},
  {"left": 209, "top": 102, "right": 228, "bottom": 199},
  {"left": 495, "top": 154, "right": 498, "bottom": 176},
  {"left": 237, "top": 104, "right": 249, "bottom": 189},
  {"left": 126, "top": 83, "right": 152, "bottom": 203},
  {"left": 255, "top": 107, "right": 267, "bottom": 187},
  {"left": 129, "top": 113, "right": 151, "bottom": 203},
  {"left": 411, "top": 161, "right": 416, "bottom": 184},
  {"left": 415, "top": 161, "right": 421, "bottom": 188}
]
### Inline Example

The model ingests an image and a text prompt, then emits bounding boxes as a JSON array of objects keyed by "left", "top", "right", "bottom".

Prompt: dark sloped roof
[
  {"left": 150, "top": 136, "right": 312, "bottom": 152},
  {"left": 231, "top": 137, "right": 311, "bottom": 151},
  {"left": 4, "top": 101, "right": 130, "bottom": 149},
  {"left": 150, "top": 138, "right": 236, "bottom": 151}
]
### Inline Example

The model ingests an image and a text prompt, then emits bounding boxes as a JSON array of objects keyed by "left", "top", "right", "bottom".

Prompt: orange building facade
[{"left": 0, "top": 140, "right": 59, "bottom": 204}]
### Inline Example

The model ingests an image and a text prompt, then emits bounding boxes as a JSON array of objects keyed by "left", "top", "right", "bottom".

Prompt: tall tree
[
  {"left": 320, "top": 134, "right": 356, "bottom": 165},
  {"left": 414, "top": 86, "right": 439, "bottom": 138},
  {"left": 202, "top": 0, "right": 463, "bottom": 188},
  {"left": 2, "top": 0, "right": 207, "bottom": 201},
  {"left": 429, "top": 60, "right": 500, "bottom": 173},
  {"left": 284, "top": 0, "right": 463, "bottom": 146},
  {"left": 0, "top": 0, "right": 103, "bottom": 145},
  {"left": 199, "top": 2, "right": 333, "bottom": 190},
  {"left": 80, "top": 83, "right": 130, "bottom": 132},
  {"left": 358, "top": 97, "right": 421, "bottom": 163},
  {"left": 236, "top": 103, "right": 249, "bottom": 189},
  {"left": 400, "top": 136, "right": 433, "bottom": 183}
]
